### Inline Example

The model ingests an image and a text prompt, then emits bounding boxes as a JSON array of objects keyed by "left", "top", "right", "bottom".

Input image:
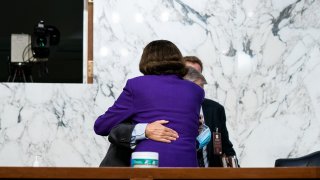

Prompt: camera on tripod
[
  {"left": 8, "top": 20, "right": 60, "bottom": 82},
  {"left": 32, "top": 20, "right": 60, "bottom": 59}
]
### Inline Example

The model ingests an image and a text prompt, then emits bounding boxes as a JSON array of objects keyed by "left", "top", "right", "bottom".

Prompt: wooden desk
[{"left": 0, "top": 167, "right": 319, "bottom": 179}]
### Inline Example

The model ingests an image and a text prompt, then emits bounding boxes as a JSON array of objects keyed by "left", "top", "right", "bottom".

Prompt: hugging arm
[
  {"left": 108, "top": 121, "right": 136, "bottom": 149},
  {"left": 94, "top": 81, "right": 134, "bottom": 136},
  {"left": 109, "top": 120, "right": 179, "bottom": 149}
]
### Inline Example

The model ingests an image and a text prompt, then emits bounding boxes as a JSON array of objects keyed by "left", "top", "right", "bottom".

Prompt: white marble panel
[
  {"left": 0, "top": 83, "right": 106, "bottom": 166},
  {"left": 95, "top": 0, "right": 320, "bottom": 167},
  {"left": 231, "top": 0, "right": 320, "bottom": 166},
  {"left": 94, "top": 0, "right": 320, "bottom": 167}
]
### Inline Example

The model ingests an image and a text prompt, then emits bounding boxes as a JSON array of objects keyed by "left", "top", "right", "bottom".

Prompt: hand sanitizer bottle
[{"left": 32, "top": 155, "right": 41, "bottom": 167}]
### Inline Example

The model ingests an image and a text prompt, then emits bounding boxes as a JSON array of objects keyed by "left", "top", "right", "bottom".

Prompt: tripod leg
[
  {"left": 12, "top": 69, "right": 18, "bottom": 82},
  {"left": 29, "top": 75, "right": 34, "bottom": 82},
  {"left": 22, "top": 69, "right": 27, "bottom": 82},
  {"left": 7, "top": 75, "right": 11, "bottom": 82}
]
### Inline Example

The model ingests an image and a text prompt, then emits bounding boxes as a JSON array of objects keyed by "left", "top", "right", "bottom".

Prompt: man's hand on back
[{"left": 145, "top": 120, "right": 179, "bottom": 143}]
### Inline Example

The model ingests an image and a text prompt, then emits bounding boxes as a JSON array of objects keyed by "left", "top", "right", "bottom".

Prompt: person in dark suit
[
  {"left": 95, "top": 40, "right": 204, "bottom": 167},
  {"left": 99, "top": 56, "right": 238, "bottom": 167},
  {"left": 184, "top": 56, "right": 238, "bottom": 167}
]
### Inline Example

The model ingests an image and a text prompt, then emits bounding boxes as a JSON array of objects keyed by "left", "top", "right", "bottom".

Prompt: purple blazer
[{"left": 94, "top": 75, "right": 204, "bottom": 167}]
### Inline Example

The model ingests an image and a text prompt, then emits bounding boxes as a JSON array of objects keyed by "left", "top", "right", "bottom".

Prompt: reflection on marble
[{"left": 0, "top": 0, "right": 320, "bottom": 167}]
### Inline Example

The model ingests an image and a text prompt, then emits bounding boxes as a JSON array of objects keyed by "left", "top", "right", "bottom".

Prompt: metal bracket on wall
[{"left": 87, "top": 60, "right": 93, "bottom": 78}]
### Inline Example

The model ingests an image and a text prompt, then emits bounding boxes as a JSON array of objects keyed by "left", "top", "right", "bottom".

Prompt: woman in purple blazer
[{"left": 94, "top": 40, "right": 204, "bottom": 167}]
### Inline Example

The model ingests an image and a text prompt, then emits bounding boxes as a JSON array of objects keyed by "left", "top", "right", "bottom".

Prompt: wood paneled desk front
[{"left": 0, "top": 167, "right": 319, "bottom": 180}]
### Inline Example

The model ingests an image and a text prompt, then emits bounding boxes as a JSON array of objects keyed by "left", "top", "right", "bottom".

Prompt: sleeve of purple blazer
[{"left": 94, "top": 80, "right": 134, "bottom": 136}]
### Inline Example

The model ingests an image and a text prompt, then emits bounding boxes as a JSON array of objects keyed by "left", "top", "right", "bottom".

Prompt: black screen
[{"left": 0, "top": 0, "right": 83, "bottom": 83}]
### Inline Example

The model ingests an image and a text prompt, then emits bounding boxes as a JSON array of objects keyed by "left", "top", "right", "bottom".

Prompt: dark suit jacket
[
  {"left": 202, "top": 98, "right": 236, "bottom": 167},
  {"left": 99, "top": 98, "right": 237, "bottom": 167},
  {"left": 99, "top": 120, "right": 134, "bottom": 167}
]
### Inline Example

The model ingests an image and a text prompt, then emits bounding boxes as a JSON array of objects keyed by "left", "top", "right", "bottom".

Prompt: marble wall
[{"left": 0, "top": 0, "right": 319, "bottom": 167}]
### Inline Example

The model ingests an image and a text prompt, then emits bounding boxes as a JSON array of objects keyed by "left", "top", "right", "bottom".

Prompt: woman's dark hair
[{"left": 139, "top": 40, "right": 187, "bottom": 77}]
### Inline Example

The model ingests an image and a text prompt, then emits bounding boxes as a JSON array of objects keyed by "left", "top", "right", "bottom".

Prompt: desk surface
[{"left": 0, "top": 167, "right": 319, "bottom": 179}]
